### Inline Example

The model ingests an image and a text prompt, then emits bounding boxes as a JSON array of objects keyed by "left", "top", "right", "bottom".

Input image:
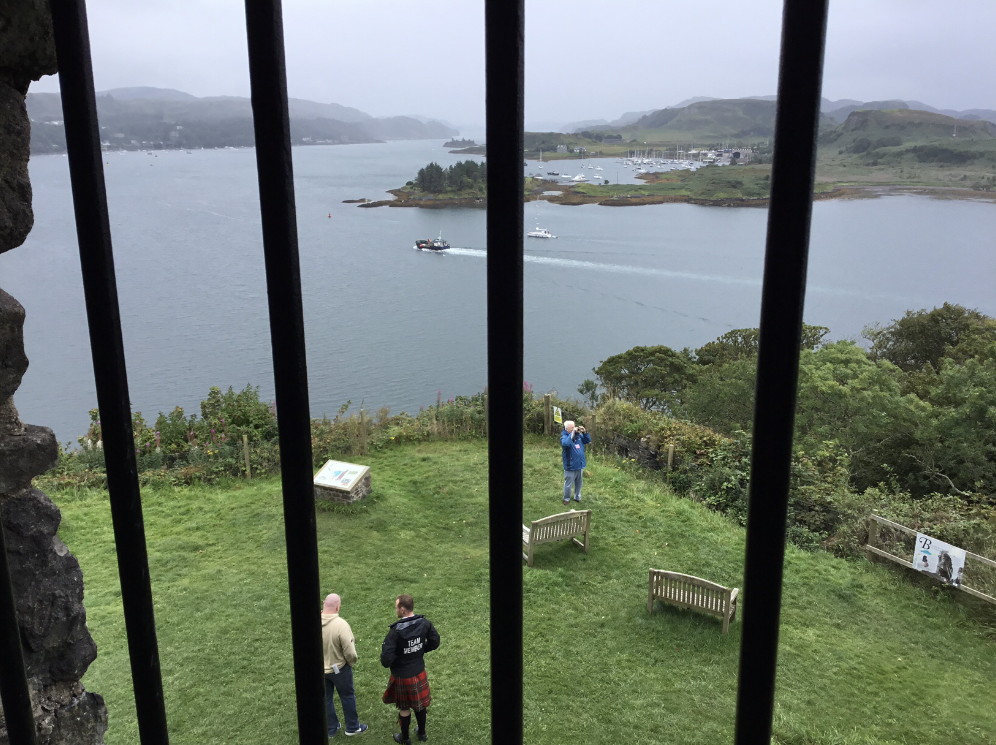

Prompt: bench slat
[
  {"left": 648, "top": 569, "right": 739, "bottom": 634},
  {"left": 522, "top": 509, "right": 591, "bottom": 567}
]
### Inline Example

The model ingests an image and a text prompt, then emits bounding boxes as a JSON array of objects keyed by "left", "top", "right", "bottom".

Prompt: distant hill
[
  {"left": 566, "top": 96, "right": 996, "bottom": 139},
  {"left": 614, "top": 98, "right": 837, "bottom": 141},
  {"left": 824, "top": 99, "right": 909, "bottom": 122},
  {"left": 562, "top": 118, "right": 610, "bottom": 132},
  {"left": 26, "top": 87, "right": 458, "bottom": 153},
  {"left": 818, "top": 109, "right": 996, "bottom": 168},
  {"left": 99, "top": 87, "right": 197, "bottom": 102},
  {"left": 820, "top": 108, "right": 996, "bottom": 147}
]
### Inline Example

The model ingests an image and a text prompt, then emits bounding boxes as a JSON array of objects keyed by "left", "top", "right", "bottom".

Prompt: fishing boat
[
  {"left": 414, "top": 232, "right": 450, "bottom": 251},
  {"left": 527, "top": 227, "right": 556, "bottom": 239}
]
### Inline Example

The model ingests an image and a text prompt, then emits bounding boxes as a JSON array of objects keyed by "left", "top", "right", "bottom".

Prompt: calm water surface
[{"left": 3, "top": 141, "right": 994, "bottom": 442}]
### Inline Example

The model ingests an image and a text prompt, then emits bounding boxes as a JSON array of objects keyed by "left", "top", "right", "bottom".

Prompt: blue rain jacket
[{"left": 561, "top": 429, "right": 591, "bottom": 471}]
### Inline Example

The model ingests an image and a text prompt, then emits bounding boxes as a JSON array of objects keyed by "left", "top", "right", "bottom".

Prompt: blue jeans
[
  {"left": 564, "top": 469, "right": 583, "bottom": 501},
  {"left": 325, "top": 665, "right": 360, "bottom": 734}
]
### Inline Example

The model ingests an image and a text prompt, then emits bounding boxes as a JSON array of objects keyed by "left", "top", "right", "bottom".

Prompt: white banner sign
[{"left": 913, "top": 532, "right": 966, "bottom": 588}]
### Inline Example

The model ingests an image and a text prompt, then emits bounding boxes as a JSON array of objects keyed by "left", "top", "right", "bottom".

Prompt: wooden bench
[
  {"left": 522, "top": 509, "right": 591, "bottom": 567},
  {"left": 647, "top": 569, "right": 739, "bottom": 634}
]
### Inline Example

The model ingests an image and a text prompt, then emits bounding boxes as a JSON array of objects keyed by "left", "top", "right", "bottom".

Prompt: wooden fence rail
[{"left": 865, "top": 514, "right": 996, "bottom": 605}]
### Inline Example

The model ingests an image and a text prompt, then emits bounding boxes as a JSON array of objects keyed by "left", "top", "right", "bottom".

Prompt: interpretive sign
[
  {"left": 913, "top": 532, "right": 966, "bottom": 588},
  {"left": 314, "top": 459, "right": 371, "bottom": 504}
]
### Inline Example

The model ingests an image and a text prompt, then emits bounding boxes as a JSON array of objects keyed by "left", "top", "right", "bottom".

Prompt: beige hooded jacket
[{"left": 321, "top": 613, "right": 359, "bottom": 673}]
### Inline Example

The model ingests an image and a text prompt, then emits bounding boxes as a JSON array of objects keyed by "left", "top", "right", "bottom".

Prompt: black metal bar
[
  {"left": 734, "top": 1, "right": 829, "bottom": 743},
  {"left": 485, "top": 1, "right": 525, "bottom": 743},
  {"left": 49, "top": 2, "right": 170, "bottom": 743},
  {"left": 0, "top": 522, "right": 39, "bottom": 745},
  {"left": 242, "top": 2, "right": 326, "bottom": 742}
]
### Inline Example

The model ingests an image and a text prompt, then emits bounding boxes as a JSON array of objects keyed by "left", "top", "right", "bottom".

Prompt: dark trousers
[{"left": 325, "top": 665, "right": 360, "bottom": 734}]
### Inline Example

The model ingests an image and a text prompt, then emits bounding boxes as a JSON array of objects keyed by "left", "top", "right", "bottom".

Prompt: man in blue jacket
[{"left": 561, "top": 420, "right": 591, "bottom": 505}]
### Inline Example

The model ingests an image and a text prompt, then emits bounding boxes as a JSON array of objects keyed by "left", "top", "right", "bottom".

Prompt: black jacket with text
[{"left": 380, "top": 614, "right": 440, "bottom": 678}]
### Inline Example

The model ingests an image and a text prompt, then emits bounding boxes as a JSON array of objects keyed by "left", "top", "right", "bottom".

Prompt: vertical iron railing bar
[
  {"left": 485, "top": 2, "right": 525, "bottom": 743},
  {"left": 242, "top": 1, "right": 327, "bottom": 742},
  {"left": 734, "top": 1, "right": 829, "bottom": 744},
  {"left": 0, "top": 522, "right": 39, "bottom": 745},
  {"left": 49, "top": 1, "right": 171, "bottom": 743}
]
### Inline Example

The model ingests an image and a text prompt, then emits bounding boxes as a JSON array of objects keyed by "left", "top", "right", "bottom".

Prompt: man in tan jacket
[{"left": 322, "top": 593, "right": 368, "bottom": 737}]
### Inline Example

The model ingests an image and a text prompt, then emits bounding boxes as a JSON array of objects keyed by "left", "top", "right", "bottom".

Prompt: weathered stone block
[
  {"left": 0, "top": 681, "right": 108, "bottom": 745},
  {"left": 0, "top": 289, "right": 28, "bottom": 397},
  {"left": 0, "top": 0, "right": 58, "bottom": 88},
  {"left": 0, "top": 424, "right": 57, "bottom": 493},
  {"left": 1, "top": 489, "right": 98, "bottom": 684},
  {"left": 0, "top": 81, "right": 34, "bottom": 253},
  {"left": 0, "top": 397, "right": 24, "bottom": 435}
]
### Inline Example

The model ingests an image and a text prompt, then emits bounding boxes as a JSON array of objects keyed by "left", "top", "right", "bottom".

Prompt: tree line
[
  {"left": 584, "top": 303, "right": 996, "bottom": 552},
  {"left": 412, "top": 160, "right": 487, "bottom": 194}
]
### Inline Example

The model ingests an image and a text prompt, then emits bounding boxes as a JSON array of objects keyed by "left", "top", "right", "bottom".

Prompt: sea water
[{"left": 2, "top": 141, "right": 994, "bottom": 442}]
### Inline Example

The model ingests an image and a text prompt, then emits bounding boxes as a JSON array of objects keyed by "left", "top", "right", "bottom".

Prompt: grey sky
[{"left": 29, "top": 0, "right": 996, "bottom": 128}]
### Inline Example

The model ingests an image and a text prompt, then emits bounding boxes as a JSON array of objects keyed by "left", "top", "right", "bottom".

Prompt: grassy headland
[
  {"left": 404, "top": 105, "right": 996, "bottom": 207},
  {"left": 53, "top": 438, "right": 996, "bottom": 745}
]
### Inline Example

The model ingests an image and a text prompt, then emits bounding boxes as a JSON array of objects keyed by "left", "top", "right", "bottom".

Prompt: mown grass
[{"left": 53, "top": 438, "right": 995, "bottom": 744}]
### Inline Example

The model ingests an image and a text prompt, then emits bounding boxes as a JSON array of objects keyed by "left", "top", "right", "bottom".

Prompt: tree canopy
[
  {"left": 863, "top": 302, "right": 995, "bottom": 373},
  {"left": 593, "top": 345, "right": 695, "bottom": 413},
  {"left": 694, "top": 324, "right": 830, "bottom": 366},
  {"left": 588, "top": 308, "right": 996, "bottom": 502},
  {"left": 414, "top": 160, "right": 487, "bottom": 194}
]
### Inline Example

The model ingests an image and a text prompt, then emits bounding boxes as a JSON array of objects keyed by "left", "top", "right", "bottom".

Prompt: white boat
[
  {"left": 571, "top": 173, "right": 588, "bottom": 182},
  {"left": 527, "top": 227, "right": 557, "bottom": 239}
]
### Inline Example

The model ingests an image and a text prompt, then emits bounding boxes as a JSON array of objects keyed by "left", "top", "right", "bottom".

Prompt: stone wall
[
  {"left": 1, "top": 1, "right": 107, "bottom": 743},
  {"left": 602, "top": 431, "right": 664, "bottom": 471}
]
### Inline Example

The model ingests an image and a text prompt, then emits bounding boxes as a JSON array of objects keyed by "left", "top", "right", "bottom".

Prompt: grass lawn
[{"left": 53, "top": 438, "right": 995, "bottom": 744}]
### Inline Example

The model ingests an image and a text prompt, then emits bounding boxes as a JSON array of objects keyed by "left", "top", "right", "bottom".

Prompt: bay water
[{"left": 2, "top": 140, "right": 994, "bottom": 443}]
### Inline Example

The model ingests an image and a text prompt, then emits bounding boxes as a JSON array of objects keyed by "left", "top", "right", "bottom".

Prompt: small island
[
  {"left": 444, "top": 138, "right": 477, "bottom": 148},
  {"left": 355, "top": 158, "right": 851, "bottom": 209}
]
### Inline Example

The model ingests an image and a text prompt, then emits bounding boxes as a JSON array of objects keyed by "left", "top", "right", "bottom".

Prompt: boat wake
[
  {"left": 445, "top": 247, "right": 761, "bottom": 288},
  {"left": 444, "top": 247, "right": 907, "bottom": 301}
]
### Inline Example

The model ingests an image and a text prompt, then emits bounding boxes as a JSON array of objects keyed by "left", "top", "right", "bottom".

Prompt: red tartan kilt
[{"left": 383, "top": 670, "right": 431, "bottom": 710}]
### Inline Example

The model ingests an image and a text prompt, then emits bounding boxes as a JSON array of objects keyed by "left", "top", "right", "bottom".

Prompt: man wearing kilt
[{"left": 381, "top": 594, "right": 440, "bottom": 744}]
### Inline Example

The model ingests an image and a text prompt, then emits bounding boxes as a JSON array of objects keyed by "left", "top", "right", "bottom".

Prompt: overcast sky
[{"left": 29, "top": 0, "right": 996, "bottom": 128}]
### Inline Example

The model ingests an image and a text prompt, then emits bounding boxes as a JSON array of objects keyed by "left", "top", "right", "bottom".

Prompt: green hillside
[
  {"left": 820, "top": 108, "right": 996, "bottom": 151},
  {"left": 815, "top": 109, "right": 996, "bottom": 189},
  {"left": 52, "top": 438, "right": 996, "bottom": 745},
  {"left": 612, "top": 99, "right": 836, "bottom": 143}
]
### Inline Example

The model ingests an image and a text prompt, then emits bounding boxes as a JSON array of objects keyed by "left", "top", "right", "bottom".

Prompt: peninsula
[{"left": 356, "top": 103, "right": 996, "bottom": 208}]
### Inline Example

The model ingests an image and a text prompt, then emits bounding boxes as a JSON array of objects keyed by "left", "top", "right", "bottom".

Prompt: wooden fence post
[
  {"left": 243, "top": 434, "right": 251, "bottom": 479},
  {"left": 666, "top": 444, "right": 675, "bottom": 485},
  {"left": 544, "top": 394, "right": 551, "bottom": 436},
  {"left": 868, "top": 515, "right": 880, "bottom": 553},
  {"left": 359, "top": 410, "right": 368, "bottom": 455},
  {"left": 588, "top": 413, "right": 596, "bottom": 459}
]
